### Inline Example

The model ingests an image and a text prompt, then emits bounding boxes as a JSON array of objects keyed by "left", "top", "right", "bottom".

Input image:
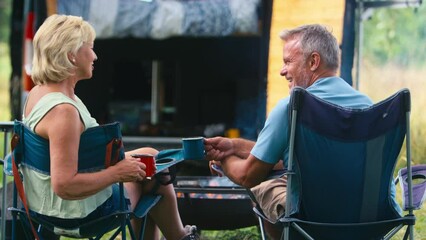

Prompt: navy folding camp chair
[
  {"left": 280, "top": 87, "right": 415, "bottom": 240},
  {"left": 8, "top": 121, "right": 161, "bottom": 240}
]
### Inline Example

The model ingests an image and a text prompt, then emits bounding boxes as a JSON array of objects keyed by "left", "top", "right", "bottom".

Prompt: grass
[{"left": 1, "top": 45, "right": 425, "bottom": 238}]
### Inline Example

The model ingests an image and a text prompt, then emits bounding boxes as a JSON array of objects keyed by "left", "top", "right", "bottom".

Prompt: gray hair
[{"left": 279, "top": 24, "right": 340, "bottom": 71}]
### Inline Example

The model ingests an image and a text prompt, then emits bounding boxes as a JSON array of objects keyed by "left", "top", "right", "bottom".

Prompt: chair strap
[
  {"left": 11, "top": 133, "right": 40, "bottom": 240},
  {"left": 105, "top": 138, "right": 122, "bottom": 168}
]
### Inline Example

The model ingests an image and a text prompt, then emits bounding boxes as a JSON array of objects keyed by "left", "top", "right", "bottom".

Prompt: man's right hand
[{"left": 204, "top": 137, "right": 233, "bottom": 161}]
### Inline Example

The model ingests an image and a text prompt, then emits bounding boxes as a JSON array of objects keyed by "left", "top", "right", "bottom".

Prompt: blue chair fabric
[
  {"left": 155, "top": 148, "right": 186, "bottom": 173},
  {"left": 281, "top": 88, "right": 415, "bottom": 240},
  {"left": 8, "top": 121, "right": 161, "bottom": 240}
]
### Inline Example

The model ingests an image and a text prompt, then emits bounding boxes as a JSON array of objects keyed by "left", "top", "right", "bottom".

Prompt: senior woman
[{"left": 23, "top": 14, "right": 198, "bottom": 240}]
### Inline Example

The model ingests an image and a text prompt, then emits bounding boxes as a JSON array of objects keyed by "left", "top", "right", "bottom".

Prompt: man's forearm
[{"left": 231, "top": 138, "right": 255, "bottom": 159}]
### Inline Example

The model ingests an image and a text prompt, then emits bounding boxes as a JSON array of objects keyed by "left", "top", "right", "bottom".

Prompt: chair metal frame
[
  {"left": 0, "top": 121, "right": 14, "bottom": 240},
  {"left": 281, "top": 87, "right": 416, "bottom": 240}
]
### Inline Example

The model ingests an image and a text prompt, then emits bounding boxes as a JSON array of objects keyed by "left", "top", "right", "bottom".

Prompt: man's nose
[{"left": 280, "top": 67, "right": 286, "bottom": 76}]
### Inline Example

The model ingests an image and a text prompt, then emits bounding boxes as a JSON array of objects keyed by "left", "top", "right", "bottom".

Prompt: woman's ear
[{"left": 67, "top": 53, "right": 76, "bottom": 64}]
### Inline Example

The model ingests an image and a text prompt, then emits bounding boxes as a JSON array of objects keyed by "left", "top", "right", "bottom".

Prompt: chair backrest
[
  {"left": 12, "top": 120, "right": 125, "bottom": 173},
  {"left": 10, "top": 121, "right": 126, "bottom": 239},
  {"left": 287, "top": 87, "right": 410, "bottom": 224}
]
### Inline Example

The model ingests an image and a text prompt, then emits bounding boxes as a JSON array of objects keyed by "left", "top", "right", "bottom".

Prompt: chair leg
[
  {"left": 384, "top": 224, "right": 405, "bottom": 240},
  {"left": 106, "top": 227, "right": 122, "bottom": 240},
  {"left": 127, "top": 216, "right": 148, "bottom": 240},
  {"left": 121, "top": 216, "right": 127, "bottom": 240},
  {"left": 402, "top": 227, "right": 410, "bottom": 240},
  {"left": 258, "top": 216, "right": 267, "bottom": 240},
  {"left": 127, "top": 217, "right": 137, "bottom": 240},
  {"left": 408, "top": 225, "right": 414, "bottom": 240},
  {"left": 11, "top": 213, "right": 17, "bottom": 240},
  {"left": 139, "top": 216, "right": 148, "bottom": 240},
  {"left": 292, "top": 223, "right": 315, "bottom": 240},
  {"left": 17, "top": 214, "right": 35, "bottom": 240},
  {"left": 282, "top": 224, "right": 290, "bottom": 240}
]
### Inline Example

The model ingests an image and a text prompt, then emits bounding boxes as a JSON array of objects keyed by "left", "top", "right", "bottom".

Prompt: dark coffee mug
[{"left": 182, "top": 137, "right": 205, "bottom": 160}]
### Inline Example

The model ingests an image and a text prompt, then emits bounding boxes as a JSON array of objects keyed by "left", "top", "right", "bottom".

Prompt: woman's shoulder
[
  {"left": 28, "top": 91, "right": 76, "bottom": 112},
  {"left": 25, "top": 90, "right": 77, "bottom": 120}
]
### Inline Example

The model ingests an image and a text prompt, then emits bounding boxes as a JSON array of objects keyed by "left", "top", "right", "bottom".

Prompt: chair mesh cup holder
[{"left": 397, "top": 164, "right": 426, "bottom": 210}]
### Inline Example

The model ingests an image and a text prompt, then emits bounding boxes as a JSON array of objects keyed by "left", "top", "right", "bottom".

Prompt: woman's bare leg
[
  {"left": 147, "top": 184, "right": 187, "bottom": 240},
  {"left": 125, "top": 180, "right": 160, "bottom": 239},
  {"left": 124, "top": 147, "right": 188, "bottom": 240}
]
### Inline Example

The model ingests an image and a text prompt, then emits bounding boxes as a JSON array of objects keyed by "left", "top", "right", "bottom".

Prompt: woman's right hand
[{"left": 114, "top": 158, "right": 147, "bottom": 182}]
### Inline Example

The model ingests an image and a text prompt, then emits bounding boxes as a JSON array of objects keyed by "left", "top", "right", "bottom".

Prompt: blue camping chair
[
  {"left": 8, "top": 121, "right": 162, "bottom": 240},
  {"left": 279, "top": 87, "right": 416, "bottom": 240}
]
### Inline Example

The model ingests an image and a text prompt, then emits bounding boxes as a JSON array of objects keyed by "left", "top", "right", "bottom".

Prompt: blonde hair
[{"left": 31, "top": 14, "right": 96, "bottom": 84}]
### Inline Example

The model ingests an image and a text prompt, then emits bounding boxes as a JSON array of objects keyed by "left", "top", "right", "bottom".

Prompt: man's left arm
[{"left": 221, "top": 153, "right": 275, "bottom": 188}]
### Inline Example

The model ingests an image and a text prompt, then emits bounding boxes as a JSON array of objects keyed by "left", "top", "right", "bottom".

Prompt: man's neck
[{"left": 310, "top": 69, "right": 337, "bottom": 85}]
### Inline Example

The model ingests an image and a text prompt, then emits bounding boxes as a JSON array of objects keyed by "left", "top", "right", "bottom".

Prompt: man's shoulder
[{"left": 308, "top": 77, "right": 372, "bottom": 108}]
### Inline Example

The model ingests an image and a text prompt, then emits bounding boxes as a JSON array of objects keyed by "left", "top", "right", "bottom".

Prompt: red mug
[{"left": 132, "top": 154, "right": 156, "bottom": 179}]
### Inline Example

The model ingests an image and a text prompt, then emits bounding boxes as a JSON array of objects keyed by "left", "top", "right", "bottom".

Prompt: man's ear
[{"left": 309, "top": 52, "right": 320, "bottom": 71}]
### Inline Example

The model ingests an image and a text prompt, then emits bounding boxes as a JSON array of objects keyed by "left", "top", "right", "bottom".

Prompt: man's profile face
[{"left": 280, "top": 38, "right": 311, "bottom": 89}]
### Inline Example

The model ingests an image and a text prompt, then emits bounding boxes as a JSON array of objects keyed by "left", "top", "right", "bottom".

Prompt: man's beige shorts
[{"left": 250, "top": 176, "right": 287, "bottom": 223}]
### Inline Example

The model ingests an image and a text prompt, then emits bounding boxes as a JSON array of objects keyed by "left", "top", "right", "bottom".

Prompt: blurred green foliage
[
  {"left": 0, "top": 0, "right": 12, "bottom": 43},
  {"left": 363, "top": 3, "right": 426, "bottom": 67}
]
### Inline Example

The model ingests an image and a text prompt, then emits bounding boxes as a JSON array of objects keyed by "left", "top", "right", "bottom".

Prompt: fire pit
[{"left": 174, "top": 176, "right": 258, "bottom": 230}]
